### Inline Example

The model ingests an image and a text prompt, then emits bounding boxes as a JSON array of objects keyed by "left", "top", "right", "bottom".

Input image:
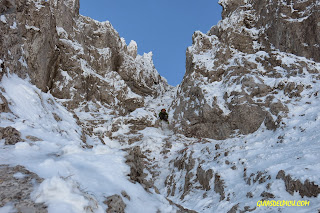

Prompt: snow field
[{"left": 0, "top": 74, "right": 174, "bottom": 213}]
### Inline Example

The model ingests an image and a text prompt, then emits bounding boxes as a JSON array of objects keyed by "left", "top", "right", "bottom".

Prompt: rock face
[
  {"left": 0, "top": 0, "right": 169, "bottom": 116},
  {"left": 125, "top": 146, "right": 153, "bottom": 191},
  {"left": 0, "top": 92, "right": 10, "bottom": 113},
  {"left": 216, "top": 0, "right": 320, "bottom": 61},
  {"left": 0, "top": 126, "right": 23, "bottom": 145},
  {"left": 0, "top": 0, "right": 58, "bottom": 87},
  {"left": 0, "top": 165, "right": 47, "bottom": 212},
  {"left": 103, "top": 194, "right": 126, "bottom": 213},
  {"left": 171, "top": 0, "right": 320, "bottom": 140},
  {"left": 276, "top": 170, "right": 320, "bottom": 198}
]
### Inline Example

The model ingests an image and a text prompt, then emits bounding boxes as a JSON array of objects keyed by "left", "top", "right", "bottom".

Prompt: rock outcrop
[
  {"left": 104, "top": 194, "right": 126, "bottom": 213},
  {"left": 125, "top": 146, "right": 153, "bottom": 191},
  {"left": 276, "top": 170, "right": 320, "bottom": 198},
  {"left": 0, "top": 165, "right": 47, "bottom": 212},
  {"left": 0, "top": 92, "right": 10, "bottom": 113},
  {"left": 215, "top": 0, "right": 320, "bottom": 61},
  {"left": 0, "top": 126, "right": 23, "bottom": 145},
  {"left": 0, "top": 0, "right": 169, "bottom": 116},
  {"left": 171, "top": 0, "right": 320, "bottom": 140}
]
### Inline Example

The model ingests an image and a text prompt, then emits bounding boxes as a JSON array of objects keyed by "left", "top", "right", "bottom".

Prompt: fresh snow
[
  {"left": 18, "top": 56, "right": 28, "bottom": 68},
  {"left": 56, "top": 27, "right": 68, "bottom": 38},
  {"left": 60, "top": 38, "right": 84, "bottom": 55},
  {"left": 32, "top": 0, "right": 45, "bottom": 10},
  {"left": 25, "top": 25, "right": 40, "bottom": 31},
  {"left": 10, "top": 22, "right": 17, "bottom": 30},
  {"left": 0, "top": 15, "right": 7, "bottom": 24},
  {"left": 0, "top": 204, "right": 15, "bottom": 213},
  {"left": 1, "top": 67, "right": 320, "bottom": 212},
  {"left": 127, "top": 40, "right": 137, "bottom": 54},
  {"left": 13, "top": 172, "right": 27, "bottom": 179},
  {"left": 0, "top": 74, "right": 174, "bottom": 212},
  {"left": 96, "top": 47, "right": 111, "bottom": 57}
]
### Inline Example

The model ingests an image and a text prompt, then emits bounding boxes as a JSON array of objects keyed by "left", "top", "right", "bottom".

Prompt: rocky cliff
[
  {"left": 0, "top": 0, "right": 168, "bottom": 115},
  {"left": 171, "top": 0, "right": 320, "bottom": 140}
]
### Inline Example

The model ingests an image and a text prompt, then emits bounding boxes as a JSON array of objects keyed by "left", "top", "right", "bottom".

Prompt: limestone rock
[
  {"left": 103, "top": 194, "right": 126, "bottom": 213},
  {"left": 120, "top": 191, "right": 130, "bottom": 201},
  {"left": 0, "top": 165, "right": 47, "bottom": 212},
  {"left": 25, "top": 135, "right": 43, "bottom": 142},
  {"left": 166, "top": 198, "right": 198, "bottom": 213},
  {"left": 0, "top": 92, "right": 10, "bottom": 113},
  {"left": 125, "top": 146, "right": 152, "bottom": 191},
  {"left": 260, "top": 191, "right": 275, "bottom": 199},
  {"left": 227, "top": 204, "right": 239, "bottom": 213},
  {"left": 196, "top": 166, "right": 213, "bottom": 191},
  {"left": 276, "top": 170, "right": 320, "bottom": 198},
  {"left": 171, "top": 0, "right": 320, "bottom": 140},
  {"left": 213, "top": 0, "right": 320, "bottom": 62},
  {"left": 214, "top": 173, "right": 225, "bottom": 201},
  {"left": 0, "top": 0, "right": 169, "bottom": 117},
  {"left": 0, "top": 126, "right": 24, "bottom": 145},
  {"left": 127, "top": 40, "right": 137, "bottom": 58}
]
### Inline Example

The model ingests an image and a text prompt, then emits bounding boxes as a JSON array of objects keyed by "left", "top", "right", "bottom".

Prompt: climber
[{"left": 159, "top": 108, "right": 169, "bottom": 123}]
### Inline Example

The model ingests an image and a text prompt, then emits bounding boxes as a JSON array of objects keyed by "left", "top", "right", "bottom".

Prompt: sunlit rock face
[
  {"left": 216, "top": 0, "right": 320, "bottom": 61},
  {"left": 170, "top": 0, "right": 320, "bottom": 140},
  {"left": 0, "top": 0, "right": 169, "bottom": 115}
]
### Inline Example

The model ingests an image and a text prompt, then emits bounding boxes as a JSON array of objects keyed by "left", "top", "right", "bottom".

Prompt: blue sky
[{"left": 79, "top": 0, "right": 222, "bottom": 86}]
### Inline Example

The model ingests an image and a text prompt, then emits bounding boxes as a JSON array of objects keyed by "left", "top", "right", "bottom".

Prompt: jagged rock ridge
[
  {"left": 0, "top": 0, "right": 169, "bottom": 115},
  {"left": 171, "top": 0, "right": 320, "bottom": 140}
]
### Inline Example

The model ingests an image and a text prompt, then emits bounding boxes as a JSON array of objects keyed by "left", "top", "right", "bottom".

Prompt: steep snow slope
[
  {"left": 108, "top": 74, "right": 320, "bottom": 212},
  {"left": 161, "top": 82, "right": 320, "bottom": 212},
  {"left": 1, "top": 73, "right": 320, "bottom": 212},
  {"left": 0, "top": 74, "right": 176, "bottom": 213}
]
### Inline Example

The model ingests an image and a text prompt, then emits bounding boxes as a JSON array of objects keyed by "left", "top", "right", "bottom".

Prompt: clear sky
[{"left": 79, "top": 0, "right": 222, "bottom": 86}]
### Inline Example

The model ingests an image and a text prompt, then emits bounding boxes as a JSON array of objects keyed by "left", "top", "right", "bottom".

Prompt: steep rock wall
[
  {"left": 0, "top": 0, "right": 169, "bottom": 115},
  {"left": 0, "top": 0, "right": 59, "bottom": 90},
  {"left": 218, "top": 0, "right": 320, "bottom": 61},
  {"left": 171, "top": 0, "right": 320, "bottom": 140}
]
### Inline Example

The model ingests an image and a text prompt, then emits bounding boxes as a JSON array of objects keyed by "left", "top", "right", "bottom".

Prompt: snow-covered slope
[
  {"left": 0, "top": 74, "right": 176, "bottom": 213},
  {"left": 1, "top": 72, "right": 320, "bottom": 212},
  {"left": 161, "top": 76, "right": 320, "bottom": 212}
]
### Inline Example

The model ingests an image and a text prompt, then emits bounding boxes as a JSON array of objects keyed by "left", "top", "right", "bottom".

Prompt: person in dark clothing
[{"left": 159, "top": 108, "right": 168, "bottom": 122}]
